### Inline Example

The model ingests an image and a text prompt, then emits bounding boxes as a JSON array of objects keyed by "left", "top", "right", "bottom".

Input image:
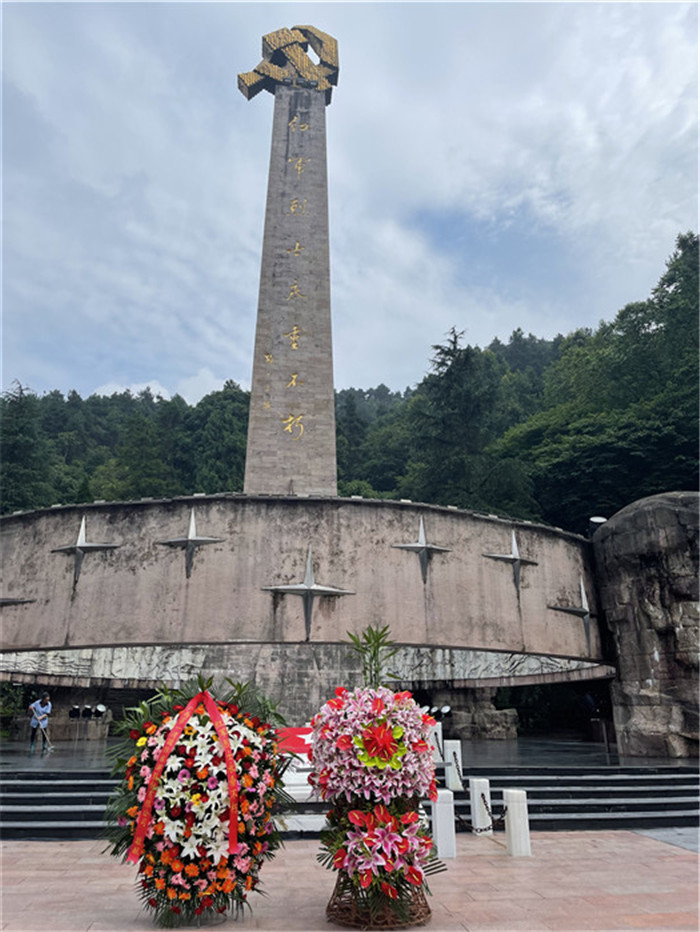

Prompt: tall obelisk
[{"left": 239, "top": 27, "right": 339, "bottom": 495}]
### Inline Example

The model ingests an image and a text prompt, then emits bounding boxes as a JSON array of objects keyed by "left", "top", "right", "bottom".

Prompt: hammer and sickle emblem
[{"left": 238, "top": 26, "right": 339, "bottom": 104}]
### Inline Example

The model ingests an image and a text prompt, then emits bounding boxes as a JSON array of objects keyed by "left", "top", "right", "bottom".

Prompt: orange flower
[
  {"left": 238, "top": 821, "right": 246, "bottom": 834},
  {"left": 196, "top": 767, "right": 209, "bottom": 780},
  {"left": 178, "top": 892, "right": 191, "bottom": 900},
  {"left": 144, "top": 864, "right": 154, "bottom": 877},
  {"left": 245, "top": 876, "right": 253, "bottom": 891},
  {"left": 184, "top": 863, "right": 199, "bottom": 878},
  {"left": 242, "top": 774, "right": 253, "bottom": 788},
  {"left": 154, "top": 821, "right": 165, "bottom": 835},
  {"left": 145, "top": 723, "right": 157, "bottom": 735},
  {"left": 155, "top": 878, "right": 166, "bottom": 890},
  {"left": 195, "top": 703, "right": 206, "bottom": 716},
  {"left": 222, "top": 879, "right": 235, "bottom": 894},
  {"left": 171, "top": 859, "right": 184, "bottom": 873},
  {"left": 166, "top": 888, "right": 177, "bottom": 900},
  {"left": 127, "top": 777, "right": 134, "bottom": 791}
]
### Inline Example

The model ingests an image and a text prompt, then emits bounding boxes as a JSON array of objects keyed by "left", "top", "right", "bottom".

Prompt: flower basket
[
  {"left": 105, "top": 681, "right": 289, "bottom": 928},
  {"left": 310, "top": 686, "right": 445, "bottom": 929},
  {"left": 326, "top": 871, "right": 431, "bottom": 930}
]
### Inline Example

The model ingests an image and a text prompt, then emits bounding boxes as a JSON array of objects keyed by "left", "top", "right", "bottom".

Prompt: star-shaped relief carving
[
  {"left": 261, "top": 546, "right": 353, "bottom": 641},
  {"left": 483, "top": 530, "right": 539, "bottom": 595},
  {"left": 156, "top": 508, "right": 223, "bottom": 579},
  {"left": 548, "top": 576, "right": 594, "bottom": 654},
  {"left": 392, "top": 516, "right": 451, "bottom": 584},
  {"left": 51, "top": 516, "right": 120, "bottom": 588}
]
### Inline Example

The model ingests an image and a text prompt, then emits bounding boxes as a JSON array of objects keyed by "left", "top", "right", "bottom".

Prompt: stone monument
[
  {"left": 5, "top": 28, "right": 695, "bottom": 757},
  {"left": 239, "top": 26, "right": 339, "bottom": 495}
]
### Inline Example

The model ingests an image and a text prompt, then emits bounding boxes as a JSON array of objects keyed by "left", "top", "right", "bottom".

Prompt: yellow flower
[{"left": 136, "top": 736, "right": 147, "bottom": 747}]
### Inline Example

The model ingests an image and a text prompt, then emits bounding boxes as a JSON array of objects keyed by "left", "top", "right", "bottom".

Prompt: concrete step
[
  {"left": 1, "top": 765, "right": 697, "bottom": 839},
  {"left": 0, "top": 820, "right": 107, "bottom": 840},
  {"left": 455, "top": 795, "right": 700, "bottom": 814},
  {"left": 0, "top": 804, "right": 110, "bottom": 822}
]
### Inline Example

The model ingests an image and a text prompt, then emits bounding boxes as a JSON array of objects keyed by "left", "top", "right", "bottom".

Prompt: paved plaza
[{"left": 1, "top": 829, "right": 698, "bottom": 932}]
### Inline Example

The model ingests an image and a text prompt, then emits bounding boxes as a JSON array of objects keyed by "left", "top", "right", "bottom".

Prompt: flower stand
[
  {"left": 310, "top": 685, "right": 445, "bottom": 930},
  {"left": 326, "top": 872, "right": 431, "bottom": 930}
]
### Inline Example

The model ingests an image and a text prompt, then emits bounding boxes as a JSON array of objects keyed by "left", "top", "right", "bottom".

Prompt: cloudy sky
[{"left": 3, "top": 2, "right": 697, "bottom": 403}]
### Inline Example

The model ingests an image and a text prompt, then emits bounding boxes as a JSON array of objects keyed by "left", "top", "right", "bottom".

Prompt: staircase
[
  {"left": 1, "top": 765, "right": 697, "bottom": 840},
  {"left": 450, "top": 765, "right": 700, "bottom": 832},
  {"left": 0, "top": 771, "right": 116, "bottom": 840}
]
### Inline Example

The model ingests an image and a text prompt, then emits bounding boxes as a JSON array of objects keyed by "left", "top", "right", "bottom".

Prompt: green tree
[
  {"left": 495, "top": 233, "right": 699, "bottom": 530},
  {"left": 114, "top": 412, "right": 185, "bottom": 500},
  {"left": 186, "top": 381, "right": 249, "bottom": 492},
  {"left": 395, "top": 329, "right": 538, "bottom": 516},
  {"left": 0, "top": 384, "right": 57, "bottom": 512}
]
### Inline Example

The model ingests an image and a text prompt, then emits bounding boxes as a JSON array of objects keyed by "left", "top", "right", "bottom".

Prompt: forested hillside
[{"left": 2, "top": 233, "right": 697, "bottom": 534}]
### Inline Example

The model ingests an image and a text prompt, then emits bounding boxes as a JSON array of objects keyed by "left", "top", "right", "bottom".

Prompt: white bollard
[
  {"left": 431, "top": 788, "right": 457, "bottom": 858},
  {"left": 443, "top": 739, "right": 463, "bottom": 791},
  {"left": 504, "top": 789, "right": 531, "bottom": 857},
  {"left": 468, "top": 778, "right": 493, "bottom": 836},
  {"left": 430, "top": 722, "right": 443, "bottom": 762}
]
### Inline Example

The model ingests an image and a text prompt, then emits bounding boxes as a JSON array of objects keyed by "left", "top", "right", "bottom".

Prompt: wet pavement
[{"left": 2, "top": 734, "right": 693, "bottom": 774}]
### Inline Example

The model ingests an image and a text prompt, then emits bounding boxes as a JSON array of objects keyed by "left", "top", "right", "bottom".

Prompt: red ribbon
[{"left": 126, "top": 690, "right": 239, "bottom": 864}]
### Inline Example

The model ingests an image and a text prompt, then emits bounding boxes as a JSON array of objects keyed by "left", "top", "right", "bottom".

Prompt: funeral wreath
[{"left": 105, "top": 679, "right": 290, "bottom": 928}]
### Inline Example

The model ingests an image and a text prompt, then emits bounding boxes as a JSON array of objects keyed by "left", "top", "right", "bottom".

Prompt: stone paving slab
[{"left": 1, "top": 831, "right": 697, "bottom": 932}]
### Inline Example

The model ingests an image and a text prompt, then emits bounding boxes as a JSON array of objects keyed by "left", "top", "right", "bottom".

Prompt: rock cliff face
[{"left": 593, "top": 492, "right": 699, "bottom": 758}]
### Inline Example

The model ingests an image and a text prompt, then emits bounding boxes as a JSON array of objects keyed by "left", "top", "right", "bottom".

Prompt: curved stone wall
[{"left": 1, "top": 494, "right": 601, "bottom": 660}]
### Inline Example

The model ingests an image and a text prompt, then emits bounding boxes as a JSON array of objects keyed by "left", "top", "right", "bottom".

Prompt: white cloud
[
  {"left": 92, "top": 380, "right": 172, "bottom": 401},
  {"left": 176, "top": 369, "right": 233, "bottom": 405},
  {"left": 2, "top": 2, "right": 697, "bottom": 402}
]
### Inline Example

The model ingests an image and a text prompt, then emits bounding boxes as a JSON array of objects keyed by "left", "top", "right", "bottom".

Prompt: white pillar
[
  {"left": 504, "top": 789, "right": 531, "bottom": 857},
  {"left": 432, "top": 788, "right": 456, "bottom": 858},
  {"left": 468, "top": 778, "right": 493, "bottom": 836},
  {"left": 443, "top": 739, "right": 463, "bottom": 791},
  {"left": 430, "top": 722, "right": 443, "bottom": 762}
]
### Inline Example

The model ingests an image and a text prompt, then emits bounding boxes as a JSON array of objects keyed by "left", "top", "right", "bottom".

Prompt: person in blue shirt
[{"left": 29, "top": 693, "right": 52, "bottom": 754}]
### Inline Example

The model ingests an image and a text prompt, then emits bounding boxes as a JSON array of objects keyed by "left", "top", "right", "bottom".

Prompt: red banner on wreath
[
  {"left": 276, "top": 726, "right": 313, "bottom": 757},
  {"left": 126, "top": 690, "right": 239, "bottom": 864}
]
